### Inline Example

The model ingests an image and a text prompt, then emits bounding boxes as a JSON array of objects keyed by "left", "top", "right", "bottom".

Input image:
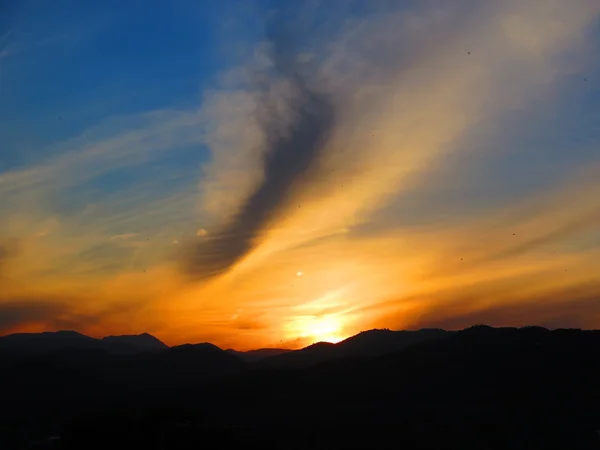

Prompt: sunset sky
[{"left": 1, "top": 0, "right": 600, "bottom": 349}]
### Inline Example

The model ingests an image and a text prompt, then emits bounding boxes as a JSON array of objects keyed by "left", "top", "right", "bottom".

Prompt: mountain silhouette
[
  {"left": 336, "top": 327, "right": 450, "bottom": 357},
  {"left": 101, "top": 333, "right": 168, "bottom": 353},
  {"left": 226, "top": 347, "right": 292, "bottom": 362},
  {"left": 0, "top": 330, "right": 167, "bottom": 359},
  {"left": 3, "top": 325, "right": 600, "bottom": 449},
  {"left": 256, "top": 328, "right": 452, "bottom": 368},
  {"left": 159, "top": 343, "right": 244, "bottom": 376},
  {"left": 0, "top": 331, "right": 100, "bottom": 360},
  {"left": 257, "top": 341, "right": 337, "bottom": 368}
]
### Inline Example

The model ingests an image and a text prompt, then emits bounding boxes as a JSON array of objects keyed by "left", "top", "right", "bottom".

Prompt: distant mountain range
[
  {"left": 0, "top": 330, "right": 168, "bottom": 356},
  {"left": 254, "top": 328, "right": 452, "bottom": 368},
  {"left": 102, "top": 333, "right": 168, "bottom": 352},
  {"left": 3, "top": 325, "right": 600, "bottom": 449},
  {"left": 226, "top": 347, "right": 292, "bottom": 362},
  {"left": 0, "top": 327, "right": 452, "bottom": 367}
]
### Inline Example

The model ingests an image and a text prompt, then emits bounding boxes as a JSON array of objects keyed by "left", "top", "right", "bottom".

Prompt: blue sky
[
  {"left": 1, "top": 0, "right": 226, "bottom": 167},
  {"left": 1, "top": 0, "right": 600, "bottom": 348}
]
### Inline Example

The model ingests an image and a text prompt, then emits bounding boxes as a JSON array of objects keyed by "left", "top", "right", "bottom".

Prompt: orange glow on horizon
[{"left": 285, "top": 315, "right": 346, "bottom": 345}]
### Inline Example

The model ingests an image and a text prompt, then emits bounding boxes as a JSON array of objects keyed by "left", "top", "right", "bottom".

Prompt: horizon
[
  {"left": 1, "top": 1, "right": 600, "bottom": 350},
  {"left": 0, "top": 323, "right": 590, "bottom": 351}
]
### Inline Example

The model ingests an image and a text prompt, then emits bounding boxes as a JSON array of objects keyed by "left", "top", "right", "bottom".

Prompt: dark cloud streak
[
  {"left": 183, "top": 17, "right": 335, "bottom": 280},
  {"left": 0, "top": 238, "right": 19, "bottom": 280},
  {"left": 0, "top": 300, "right": 68, "bottom": 333},
  {"left": 0, "top": 295, "right": 153, "bottom": 336},
  {"left": 398, "top": 282, "right": 600, "bottom": 331},
  {"left": 469, "top": 208, "right": 600, "bottom": 267}
]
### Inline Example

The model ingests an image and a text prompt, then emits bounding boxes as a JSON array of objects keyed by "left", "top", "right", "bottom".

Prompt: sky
[{"left": 1, "top": 0, "right": 600, "bottom": 350}]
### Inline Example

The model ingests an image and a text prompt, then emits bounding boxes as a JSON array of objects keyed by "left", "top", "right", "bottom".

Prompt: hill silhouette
[
  {"left": 226, "top": 347, "right": 292, "bottom": 362},
  {"left": 0, "top": 331, "right": 168, "bottom": 359},
  {"left": 101, "top": 333, "right": 168, "bottom": 353},
  {"left": 256, "top": 328, "right": 453, "bottom": 369},
  {"left": 2, "top": 325, "right": 600, "bottom": 449},
  {"left": 0, "top": 330, "right": 99, "bottom": 355}
]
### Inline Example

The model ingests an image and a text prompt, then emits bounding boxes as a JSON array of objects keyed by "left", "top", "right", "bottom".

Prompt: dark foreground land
[{"left": 2, "top": 325, "right": 600, "bottom": 449}]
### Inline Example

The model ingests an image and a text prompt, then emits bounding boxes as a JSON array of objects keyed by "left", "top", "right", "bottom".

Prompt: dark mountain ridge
[
  {"left": 3, "top": 325, "right": 600, "bottom": 449},
  {"left": 0, "top": 331, "right": 168, "bottom": 357},
  {"left": 255, "top": 327, "right": 453, "bottom": 369},
  {"left": 0, "top": 327, "right": 451, "bottom": 362},
  {"left": 226, "top": 347, "right": 292, "bottom": 362},
  {"left": 101, "top": 333, "right": 168, "bottom": 353}
]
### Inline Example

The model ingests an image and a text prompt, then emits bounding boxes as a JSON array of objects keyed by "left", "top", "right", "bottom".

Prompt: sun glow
[{"left": 289, "top": 315, "right": 345, "bottom": 344}]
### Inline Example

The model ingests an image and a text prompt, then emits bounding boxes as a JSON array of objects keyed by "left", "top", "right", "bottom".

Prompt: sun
[{"left": 295, "top": 315, "right": 345, "bottom": 344}]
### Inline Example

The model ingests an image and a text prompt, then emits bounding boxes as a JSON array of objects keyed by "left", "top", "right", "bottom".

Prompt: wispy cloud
[
  {"left": 0, "top": 107, "right": 203, "bottom": 335},
  {"left": 0, "top": 109, "right": 204, "bottom": 197},
  {"left": 186, "top": 0, "right": 600, "bottom": 279},
  {"left": 162, "top": 0, "right": 600, "bottom": 347},
  {"left": 183, "top": 19, "right": 336, "bottom": 279},
  {"left": 109, "top": 233, "right": 138, "bottom": 241}
]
